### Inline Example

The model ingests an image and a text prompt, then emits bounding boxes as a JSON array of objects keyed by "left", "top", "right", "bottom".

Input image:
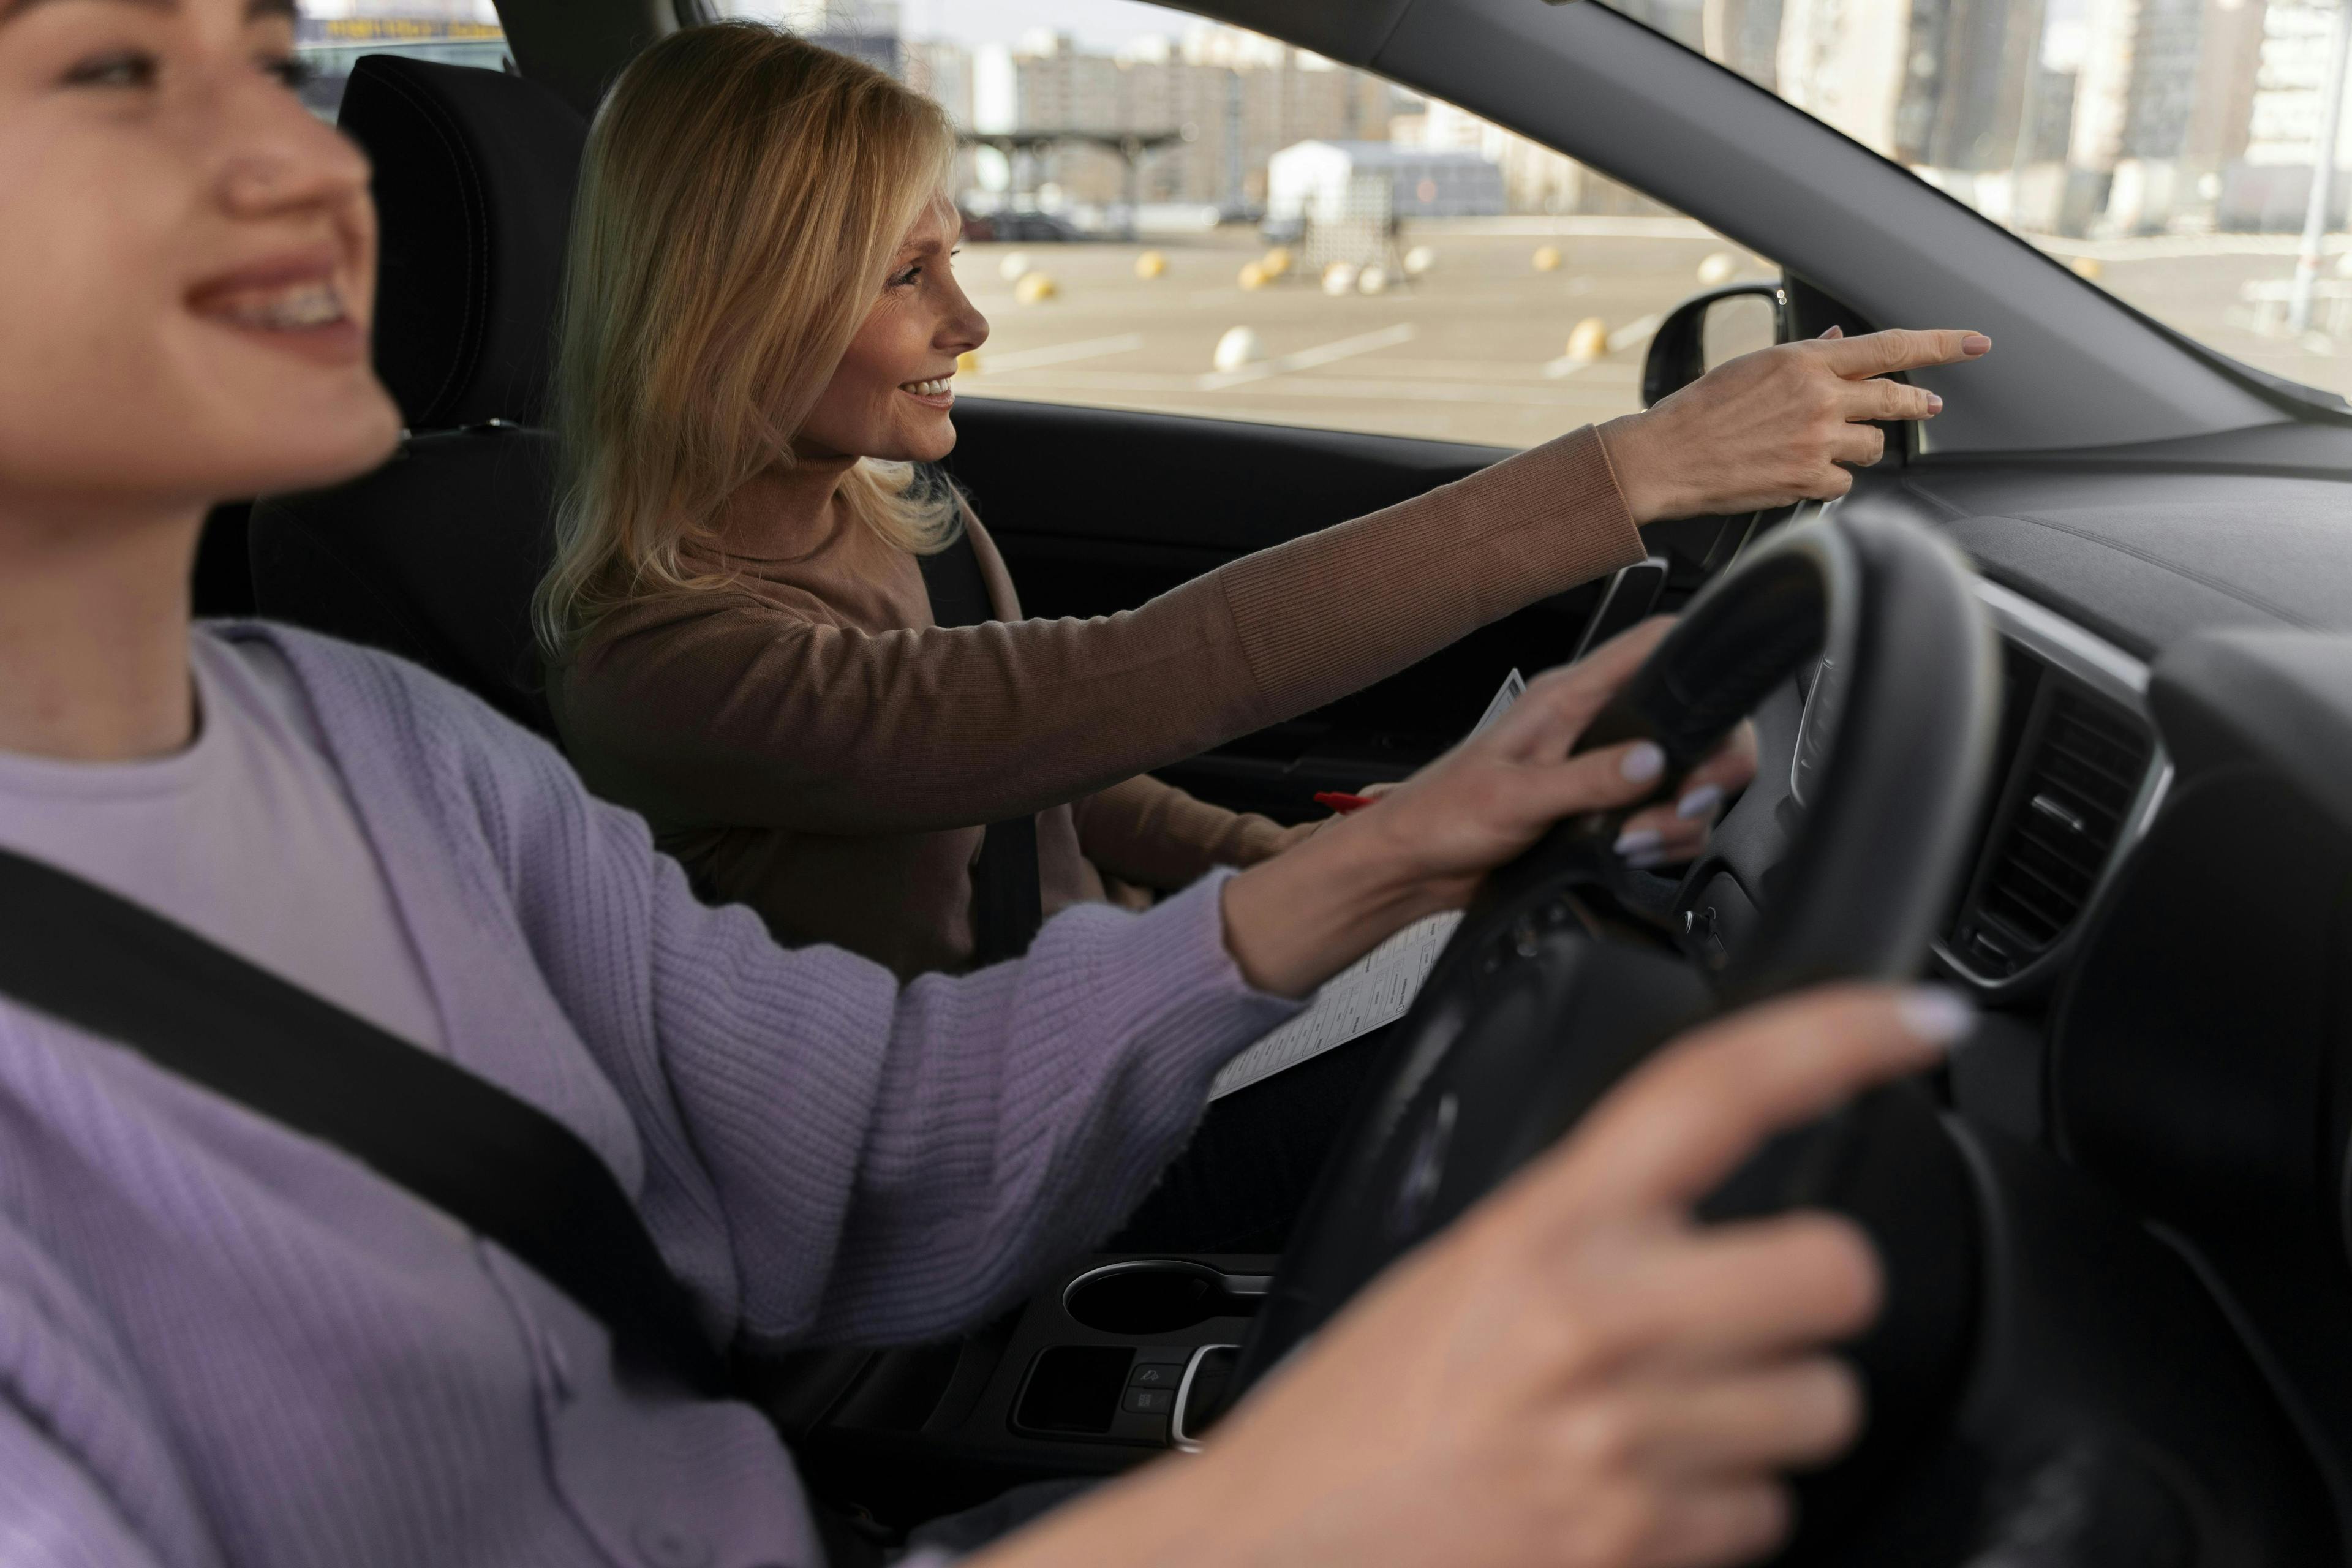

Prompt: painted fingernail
[
  {"left": 1675, "top": 783, "right": 1723, "bottom": 821},
  {"left": 1962, "top": 333, "right": 1991, "bottom": 356},
  {"left": 1924, "top": 393, "right": 1944, "bottom": 413},
  {"left": 1613, "top": 827, "right": 1663, "bottom": 858},
  {"left": 1896, "top": 985, "right": 1977, "bottom": 1050},
  {"left": 1819, "top": 324, "right": 1844, "bottom": 339},
  {"left": 1621, "top": 742, "right": 1665, "bottom": 783}
]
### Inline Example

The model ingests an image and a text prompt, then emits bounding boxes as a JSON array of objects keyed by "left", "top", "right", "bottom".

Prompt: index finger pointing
[
  {"left": 1526, "top": 985, "right": 1971, "bottom": 1223},
  {"left": 1813, "top": 327, "right": 1991, "bottom": 379}
]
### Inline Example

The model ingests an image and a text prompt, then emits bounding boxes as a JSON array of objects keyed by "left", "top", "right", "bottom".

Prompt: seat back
[{"left": 249, "top": 56, "right": 587, "bottom": 736}]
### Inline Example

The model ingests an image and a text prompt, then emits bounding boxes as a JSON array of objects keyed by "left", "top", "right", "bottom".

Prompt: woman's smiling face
[
  {"left": 795, "top": 195, "right": 989, "bottom": 466},
  {"left": 0, "top": 0, "right": 399, "bottom": 519}
]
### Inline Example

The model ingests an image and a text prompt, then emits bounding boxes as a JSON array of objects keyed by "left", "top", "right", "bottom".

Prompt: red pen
[{"left": 1314, "top": 791, "right": 1378, "bottom": 814}]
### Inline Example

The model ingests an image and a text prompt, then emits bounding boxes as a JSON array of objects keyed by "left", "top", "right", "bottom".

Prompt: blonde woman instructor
[{"left": 542, "top": 23, "right": 1991, "bottom": 981}]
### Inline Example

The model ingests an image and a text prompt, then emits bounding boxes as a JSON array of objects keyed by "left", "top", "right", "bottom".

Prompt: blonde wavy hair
[{"left": 536, "top": 21, "right": 962, "bottom": 657}]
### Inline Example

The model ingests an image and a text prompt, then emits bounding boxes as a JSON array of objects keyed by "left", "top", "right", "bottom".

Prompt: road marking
[
  {"left": 973, "top": 333, "right": 1145, "bottom": 374},
  {"left": 966, "top": 369, "right": 1623, "bottom": 406},
  {"left": 1543, "top": 312, "right": 1663, "bottom": 379},
  {"left": 1196, "top": 323, "right": 1419, "bottom": 390}
]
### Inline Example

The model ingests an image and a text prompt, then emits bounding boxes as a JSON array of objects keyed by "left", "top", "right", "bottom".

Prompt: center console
[{"left": 786, "top": 1253, "right": 1270, "bottom": 1525}]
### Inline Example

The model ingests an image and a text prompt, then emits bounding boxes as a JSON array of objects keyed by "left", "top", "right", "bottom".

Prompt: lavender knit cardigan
[{"left": 0, "top": 624, "right": 1298, "bottom": 1568}]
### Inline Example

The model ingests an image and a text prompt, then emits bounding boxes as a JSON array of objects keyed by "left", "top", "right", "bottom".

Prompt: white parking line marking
[
  {"left": 976, "top": 333, "right": 1146, "bottom": 373},
  {"left": 1543, "top": 312, "right": 1664, "bottom": 379},
  {"left": 1196, "top": 323, "right": 1419, "bottom": 390}
]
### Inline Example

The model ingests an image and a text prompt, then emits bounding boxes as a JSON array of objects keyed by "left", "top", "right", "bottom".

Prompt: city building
[
  {"left": 1266, "top": 140, "right": 1504, "bottom": 227},
  {"left": 2232, "top": 0, "right": 2352, "bottom": 228},
  {"left": 763, "top": 0, "right": 2350, "bottom": 239},
  {"left": 963, "top": 26, "right": 1390, "bottom": 217},
  {"left": 1775, "top": 0, "right": 2034, "bottom": 174},
  {"left": 1389, "top": 96, "right": 1660, "bottom": 214},
  {"left": 1766, "top": 0, "right": 2279, "bottom": 235},
  {"left": 723, "top": 0, "right": 902, "bottom": 75}
]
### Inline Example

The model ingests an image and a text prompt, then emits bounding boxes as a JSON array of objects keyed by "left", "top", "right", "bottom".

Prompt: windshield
[{"left": 1592, "top": 0, "right": 2352, "bottom": 405}]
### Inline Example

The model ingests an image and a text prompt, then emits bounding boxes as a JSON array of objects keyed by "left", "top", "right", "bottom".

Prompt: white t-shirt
[{"left": 0, "top": 631, "right": 444, "bottom": 1049}]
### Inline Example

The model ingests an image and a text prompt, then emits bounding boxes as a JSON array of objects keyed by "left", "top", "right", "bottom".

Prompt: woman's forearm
[
  {"left": 554, "top": 428, "right": 1643, "bottom": 837},
  {"left": 1219, "top": 811, "right": 1450, "bottom": 998},
  {"left": 1074, "top": 775, "right": 1299, "bottom": 889}
]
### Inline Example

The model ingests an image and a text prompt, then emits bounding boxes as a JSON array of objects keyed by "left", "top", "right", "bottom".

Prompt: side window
[
  {"left": 723, "top": 0, "right": 1776, "bottom": 448},
  {"left": 293, "top": 3, "right": 512, "bottom": 122}
]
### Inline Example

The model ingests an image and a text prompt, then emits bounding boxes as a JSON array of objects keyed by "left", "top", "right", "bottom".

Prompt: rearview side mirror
[{"left": 1642, "top": 282, "right": 1790, "bottom": 407}]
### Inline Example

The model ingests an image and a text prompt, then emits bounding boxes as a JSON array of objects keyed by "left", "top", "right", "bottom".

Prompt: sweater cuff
[{"left": 1109, "top": 868, "right": 1307, "bottom": 1102}]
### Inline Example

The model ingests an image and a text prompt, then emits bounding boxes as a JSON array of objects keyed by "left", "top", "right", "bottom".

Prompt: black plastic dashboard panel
[
  {"left": 2051, "top": 763, "right": 2352, "bottom": 1540},
  {"left": 1839, "top": 459, "right": 2352, "bottom": 660},
  {"left": 2150, "top": 629, "right": 2352, "bottom": 842},
  {"left": 2046, "top": 627, "right": 2352, "bottom": 1540}
]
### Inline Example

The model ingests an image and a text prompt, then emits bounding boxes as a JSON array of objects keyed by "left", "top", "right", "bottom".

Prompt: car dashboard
[{"left": 778, "top": 440, "right": 2352, "bottom": 1559}]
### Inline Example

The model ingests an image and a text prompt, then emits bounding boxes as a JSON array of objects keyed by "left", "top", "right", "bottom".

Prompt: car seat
[{"left": 248, "top": 56, "right": 588, "bottom": 737}]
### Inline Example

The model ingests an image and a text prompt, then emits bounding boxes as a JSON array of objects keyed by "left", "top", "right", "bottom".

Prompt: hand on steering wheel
[
  {"left": 972, "top": 986, "right": 1972, "bottom": 1568},
  {"left": 1338, "top": 619, "right": 1757, "bottom": 910},
  {"left": 1221, "top": 618, "right": 1754, "bottom": 1000}
]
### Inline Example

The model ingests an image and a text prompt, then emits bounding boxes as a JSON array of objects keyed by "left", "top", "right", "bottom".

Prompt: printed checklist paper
[{"left": 1209, "top": 669, "right": 1527, "bottom": 1100}]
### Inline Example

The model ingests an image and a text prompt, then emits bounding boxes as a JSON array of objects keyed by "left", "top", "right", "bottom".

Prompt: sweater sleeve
[
  {"left": 442, "top": 675, "right": 1303, "bottom": 1348},
  {"left": 636, "top": 834, "right": 1298, "bottom": 1348},
  {"left": 553, "top": 426, "right": 1642, "bottom": 837},
  {"left": 0, "top": 1250, "right": 216, "bottom": 1568},
  {"left": 1074, "top": 774, "right": 1306, "bottom": 890},
  {"left": 0, "top": 1408, "right": 173, "bottom": 1568}
]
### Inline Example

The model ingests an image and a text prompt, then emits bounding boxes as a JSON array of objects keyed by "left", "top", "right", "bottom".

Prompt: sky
[{"left": 896, "top": 0, "right": 1194, "bottom": 49}]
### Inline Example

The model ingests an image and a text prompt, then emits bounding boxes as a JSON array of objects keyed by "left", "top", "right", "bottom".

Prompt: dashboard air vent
[{"left": 1945, "top": 679, "right": 2154, "bottom": 981}]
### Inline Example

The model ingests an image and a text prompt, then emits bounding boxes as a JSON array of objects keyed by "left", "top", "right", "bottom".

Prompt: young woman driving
[
  {"left": 541, "top": 23, "right": 1991, "bottom": 981},
  {"left": 0, "top": 2, "right": 1985, "bottom": 1563}
]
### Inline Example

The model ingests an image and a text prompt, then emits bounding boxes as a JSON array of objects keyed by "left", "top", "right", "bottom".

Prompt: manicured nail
[
  {"left": 1613, "top": 826, "right": 1663, "bottom": 858},
  {"left": 1675, "top": 783, "right": 1722, "bottom": 821},
  {"left": 1962, "top": 333, "right": 1991, "bottom": 356},
  {"left": 1819, "top": 324, "right": 1843, "bottom": 339},
  {"left": 1621, "top": 742, "right": 1665, "bottom": 783},
  {"left": 1924, "top": 393, "right": 1944, "bottom": 413},
  {"left": 1896, "top": 985, "right": 1977, "bottom": 1050}
]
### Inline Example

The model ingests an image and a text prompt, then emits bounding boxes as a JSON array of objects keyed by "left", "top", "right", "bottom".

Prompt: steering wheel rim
[{"left": 1230, "top": 508, "right": 2000, "bottom": 1409}]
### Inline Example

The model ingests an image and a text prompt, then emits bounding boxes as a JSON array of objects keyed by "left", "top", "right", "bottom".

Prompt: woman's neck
[
  {"left": 717, "top": 450, "right": 859, "bottom": 549},
  {"left": 0, "top": 499, "right": 203, "bottom": 762}
]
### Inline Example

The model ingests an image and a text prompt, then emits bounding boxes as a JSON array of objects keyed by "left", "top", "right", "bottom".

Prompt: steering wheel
[{"left": 1226, "top": 509, "right": 2002, "bottom": 1552}]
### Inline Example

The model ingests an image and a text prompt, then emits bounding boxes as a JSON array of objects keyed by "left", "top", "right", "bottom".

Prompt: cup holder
[{"left": 1063, "top": 1261, "right": 1267, "bottom": 1335}]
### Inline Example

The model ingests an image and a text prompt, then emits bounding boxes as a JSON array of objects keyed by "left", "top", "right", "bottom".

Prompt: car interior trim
[
  {"left": 1058, "top": 1260, "right": 1272, "bottom": 1318},
  {"left": 1930, "top": 578, "right": 2174, "bottom": 996},
  {"left": 1169, "top": 1343, "right": 1241, "bottom": 1456},
  {"left": 1972, "top": 578, "right": 2153, "bottom": 709}
]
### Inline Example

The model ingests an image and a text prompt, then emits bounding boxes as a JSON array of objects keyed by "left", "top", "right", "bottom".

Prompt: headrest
[{"left": 340, "top": 56, "right": 587, "bottom": 431}]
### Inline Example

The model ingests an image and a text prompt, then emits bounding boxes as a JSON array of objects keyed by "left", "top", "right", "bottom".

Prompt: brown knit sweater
[{"left": 549, "top": 424, "right": 1643, "bottom": 978}]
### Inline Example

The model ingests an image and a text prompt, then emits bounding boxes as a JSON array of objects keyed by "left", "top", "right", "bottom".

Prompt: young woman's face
[
  {"left": 0, "top": 0, "right": 398, "bottom": 521},
  {"left": 797, "top": 196, "right": 987, "bottom": 466}
]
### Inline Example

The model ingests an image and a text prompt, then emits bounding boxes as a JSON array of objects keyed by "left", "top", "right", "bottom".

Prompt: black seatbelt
[
  {"left": 917, "top": 527, "right": 1045, "bottom": 967},
  {"left": 0, "top": 845, "right": 729, "bottom": 1396}
]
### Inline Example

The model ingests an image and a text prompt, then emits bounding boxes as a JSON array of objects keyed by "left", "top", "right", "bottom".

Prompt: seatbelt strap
[
  {"left": 917, "top": 524, "right": 1046, "bottom": 967},
  {"left": 0, "top": 845, "right": 730, "bottom": 1396}
]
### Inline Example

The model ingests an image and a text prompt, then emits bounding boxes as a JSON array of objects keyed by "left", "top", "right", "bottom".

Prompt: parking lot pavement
[
  {"left": 952, "top": 222, "right": 1753, "bottom": 447},
  {"left": 951, "top": 219, "right": 2352, "bottom": 450}
]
